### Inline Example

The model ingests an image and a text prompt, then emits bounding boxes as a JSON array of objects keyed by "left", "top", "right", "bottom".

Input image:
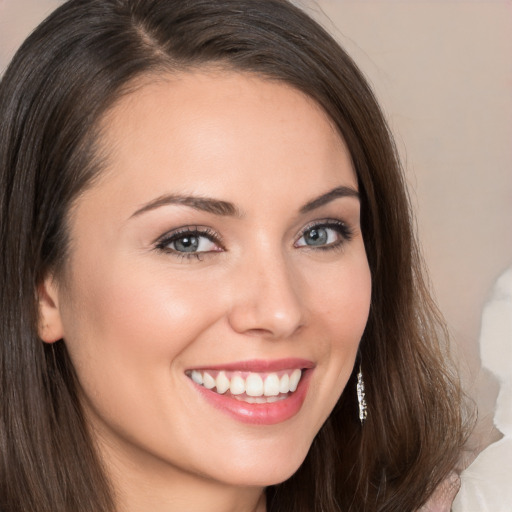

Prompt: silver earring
[{"left": 357, "top": 364, "right": 367, "bottom": 424}]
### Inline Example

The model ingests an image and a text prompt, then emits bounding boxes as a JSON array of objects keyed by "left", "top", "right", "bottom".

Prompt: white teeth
[
  {"left": 234, "top": 395, "right": 287, "bottom": 404},
  {"left": 244, "top": 396, "right": 266, "bottom": 404},
  {"left": 188, "top": 368, "right": 305, "bottom": 398},
  {"left": 246, "top": 374, "right": 264, "bottom": 397},
  {"left": 279, "top": 374, "right": 290, "bottom": 394},
  {"left": 230, "top": 375, "right": 245, "bottom": 395},
  {"left": 263, "top": 373, "right": 280, "bottom": 396},
  {"left": 215, "top": 371, "right": 230, "bottom": 394},
  {"left": 203, "top": 372, "right": 216, "bottom": 390},
  {"left": 191, "top": 370, "right": 203, "bottom": 385},
  {"left": 289, "top": 369, "right": 301, "bottom": 392}
]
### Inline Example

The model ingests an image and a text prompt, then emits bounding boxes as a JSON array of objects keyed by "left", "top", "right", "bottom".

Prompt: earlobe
[{"left": 37, "top": 275, "right": 64, "bottom": 343}]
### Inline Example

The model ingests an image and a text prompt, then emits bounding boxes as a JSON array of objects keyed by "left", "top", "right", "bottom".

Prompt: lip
[
  {"left": 187, "top": 359, "right": 315, "bottom": 425},
  {"left": 187, "top": 358, "right": 315, "bottom": 373}
]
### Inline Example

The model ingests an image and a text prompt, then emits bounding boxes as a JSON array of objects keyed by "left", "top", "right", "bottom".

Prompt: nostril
[{"left": 245, "top": 328, "right": 274, "bottom": 337}]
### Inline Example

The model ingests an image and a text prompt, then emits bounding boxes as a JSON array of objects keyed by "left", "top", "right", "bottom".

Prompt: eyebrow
[
  {"left": 299, "top": 186, "right": 360, "bottom": 213},
  {"left": 130, "top": 194, "right": 243, "bottom": 219},
  {"left": 130, "top": 185, "right": 359, "bottom": 219}
]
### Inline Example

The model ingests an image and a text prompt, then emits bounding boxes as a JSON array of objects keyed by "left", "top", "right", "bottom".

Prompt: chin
[{"left": 215, "top": 445, "right": 311, "bottom": 488}]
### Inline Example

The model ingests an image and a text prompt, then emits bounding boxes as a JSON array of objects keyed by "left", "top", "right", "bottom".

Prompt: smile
[
  {"left": 185, "top": 359, "right": 314, "bottom": 424},
  {"left": 186, "top": 369, "right": 303, "bottom": 403}
]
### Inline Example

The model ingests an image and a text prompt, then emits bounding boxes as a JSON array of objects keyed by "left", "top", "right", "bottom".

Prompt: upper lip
[{"left": 187, "top": 358, "right": 315, "bottom": 373}]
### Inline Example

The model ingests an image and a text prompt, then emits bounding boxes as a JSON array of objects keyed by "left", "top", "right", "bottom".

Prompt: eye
[
  {"left": 155, "top": 227, "right": 222, "bottom": 258},
  {"left": 170, "top": 234, "right": 216, "bottom": 253},
  {"left": 295, "top": 221, "right": 353, "bottom": 250}
]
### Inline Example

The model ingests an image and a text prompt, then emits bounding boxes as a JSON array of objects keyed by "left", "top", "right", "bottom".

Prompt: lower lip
[{"left": 191, "top": 370, "right": 313, "bottom": 425}]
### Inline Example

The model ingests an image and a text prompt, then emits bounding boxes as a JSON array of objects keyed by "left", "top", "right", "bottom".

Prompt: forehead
[{"left": 84, "top": 69, "right": 356, "bottom": 218}]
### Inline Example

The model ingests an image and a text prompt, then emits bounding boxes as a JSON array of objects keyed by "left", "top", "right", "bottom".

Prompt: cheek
[
  {"left": 306, "top": 250, "right": 371, "bottom": 410},
  {"left": 59, "top": 258, "right": 223, "bottom": 388},
  {"left": 307, "top": 253, "right": 371, "bottom": 345}
]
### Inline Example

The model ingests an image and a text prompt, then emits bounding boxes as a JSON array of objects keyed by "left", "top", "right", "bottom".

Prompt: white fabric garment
[{"left": 453, "top": 267, "right": 512, "bottom": 511}]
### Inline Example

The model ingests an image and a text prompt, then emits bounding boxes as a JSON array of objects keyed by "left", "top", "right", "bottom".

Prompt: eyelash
[
  {"left": 295, "top": 219, "right": 354, "bottom": 251},
  {"left": 154, "top": 219, "right": 354, "bottom": 261},
  {"left": 155, "top": 226, "right": 222, "bottom": 261}
]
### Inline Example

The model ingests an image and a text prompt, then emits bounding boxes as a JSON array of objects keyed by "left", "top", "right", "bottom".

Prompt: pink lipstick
[{"left": 186, "top": 359, "right": 314, "bottom": 425}]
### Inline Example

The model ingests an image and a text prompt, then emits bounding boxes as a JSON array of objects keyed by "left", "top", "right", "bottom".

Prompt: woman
[{"left": 0, "top": 0, "right": 468, "bottom": 510}]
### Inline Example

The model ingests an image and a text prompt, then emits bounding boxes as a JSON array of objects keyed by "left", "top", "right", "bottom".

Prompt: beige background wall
[{"left": 1, "top": 0, "right": 511, "bottom": 488}]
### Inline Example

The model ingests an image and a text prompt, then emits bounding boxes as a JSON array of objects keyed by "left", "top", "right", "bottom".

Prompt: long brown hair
[{"left": 0, "top": 1, "right": 468, "bottom": 510}]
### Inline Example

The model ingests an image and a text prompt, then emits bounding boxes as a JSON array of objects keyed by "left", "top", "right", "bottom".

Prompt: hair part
[{"left": 0, "top": 1, "right": 470, "bottom": 511}]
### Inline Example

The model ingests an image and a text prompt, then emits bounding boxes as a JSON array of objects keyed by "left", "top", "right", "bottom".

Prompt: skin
[{"left": 39, "top": 70, "right": 372, "bottom": 512}]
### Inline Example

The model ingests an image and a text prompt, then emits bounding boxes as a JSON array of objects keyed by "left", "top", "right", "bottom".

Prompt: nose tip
[
  {"left": 228, "top": 303, "right": 303, "bottom": 339},
  {"left": 227, "top": 261, "right": 305, "bottom": 339}
]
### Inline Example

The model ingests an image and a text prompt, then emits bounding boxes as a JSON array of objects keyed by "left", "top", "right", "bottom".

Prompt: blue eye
[
  {"left": 156, "top": 227, "right": 221, "bottom": 257},
  {"left": 302, "top": 227, "right": 333, "bottom": 246},
  {"left": 170, "top": 234, "right": 216, "bottom": 253},
  {"left": 295, "top": 221, "right": 352, "bottom": 249}
]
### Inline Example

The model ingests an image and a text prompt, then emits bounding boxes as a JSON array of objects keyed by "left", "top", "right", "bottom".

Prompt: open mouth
[
  {"left": 185, "top": 369, "right": 303, "bottom": 404},
  {"left": 185, "top": 359, "right": 314, "bottom": 424}
]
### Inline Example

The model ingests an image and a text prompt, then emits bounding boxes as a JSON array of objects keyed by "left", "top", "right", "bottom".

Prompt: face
[{"left": 44, "top": 70, "right": 371, "bottom": 494}]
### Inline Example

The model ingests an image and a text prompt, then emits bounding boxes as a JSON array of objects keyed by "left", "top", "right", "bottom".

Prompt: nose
[{"left": 226, "top": 252, "right": 305, "bottom": 340}]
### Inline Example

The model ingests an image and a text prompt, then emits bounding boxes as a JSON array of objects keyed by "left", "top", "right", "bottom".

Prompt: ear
[{"left": 37, "top": 275, "right": 64, "bottom": 343}]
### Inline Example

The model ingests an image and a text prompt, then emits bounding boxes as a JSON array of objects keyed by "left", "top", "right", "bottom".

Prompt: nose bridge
[{"left": 227, "top": 244, "right": 304, "bottom": 339}]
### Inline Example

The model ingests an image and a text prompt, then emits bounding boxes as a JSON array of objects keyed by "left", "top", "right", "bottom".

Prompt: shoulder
[{"left": 417, "top": 472, "right": 461, "bottom": 512}]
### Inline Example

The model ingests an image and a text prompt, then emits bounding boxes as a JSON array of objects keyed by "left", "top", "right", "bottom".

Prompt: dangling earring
[{"left": 357, "top": 364, "right": 367, "bottom": 424}]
